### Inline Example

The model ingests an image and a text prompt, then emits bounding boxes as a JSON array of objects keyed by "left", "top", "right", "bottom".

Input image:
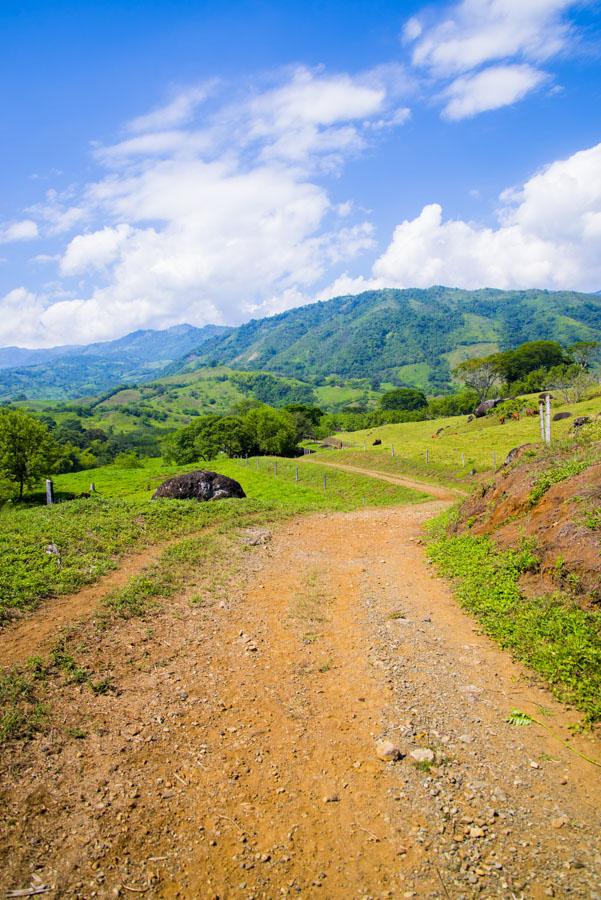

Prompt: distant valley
[{"left": 1, "top": 286, "right": 600, "bottom": 402}]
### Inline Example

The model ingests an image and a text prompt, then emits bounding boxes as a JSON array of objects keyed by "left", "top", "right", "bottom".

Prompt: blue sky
[{"left": 1, "top": 0, "right": 600, "bottom": 347}]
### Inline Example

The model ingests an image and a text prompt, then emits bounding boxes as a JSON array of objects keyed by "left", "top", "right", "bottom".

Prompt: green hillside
[
  {"left": 0, "top": 324, "right": 229, "bottom": 401},
  {"left": 186, "top": 287, "right": 601, "bottom": 391},
  {"left": 2, "top": 288, "right": 600, "bottom": 402}
]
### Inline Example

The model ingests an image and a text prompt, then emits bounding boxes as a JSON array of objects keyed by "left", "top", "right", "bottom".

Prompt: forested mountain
[
  {"left": 185, "top": 287, "right": 601, "bottom": 391},
  {"left": 0, "top": 324, "right": 229, "bottom": 400},
  {"left": 2, "top": 287, "right": 600, "bottom": 401}
]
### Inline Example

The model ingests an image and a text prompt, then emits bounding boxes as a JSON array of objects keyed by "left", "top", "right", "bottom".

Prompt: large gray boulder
[
  {"left": 152, "top": 470, "right": 246, "bottom": 502},
  {"left": 473, "top": 398, "right": 503, "bottom": 418}
]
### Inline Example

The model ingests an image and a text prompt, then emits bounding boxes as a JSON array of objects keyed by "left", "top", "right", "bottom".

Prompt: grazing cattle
[
  {"left": 524, "top": 408, "right": 537, "bottom": 417},
  {"left": 511, "top": 411, "right": 520, "bottom": 420},
  {"left": 498, "top": 415, "right": 506, "bottom": 424},
  {"left": 373, "top": 438, "right": 382, "bottom": 446}
]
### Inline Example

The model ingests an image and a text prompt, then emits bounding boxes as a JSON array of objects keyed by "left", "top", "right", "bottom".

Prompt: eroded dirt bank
[{"left": 1, "top": 503, "right": 600, "bottom": 898}]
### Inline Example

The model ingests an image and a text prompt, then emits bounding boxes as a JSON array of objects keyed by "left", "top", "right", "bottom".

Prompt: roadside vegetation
[
  {"left": 427, "top": 525, "right": 601, "bottom": 724},
  {"left": 427, "top": 422, "right": 601, "bottom": 725}
]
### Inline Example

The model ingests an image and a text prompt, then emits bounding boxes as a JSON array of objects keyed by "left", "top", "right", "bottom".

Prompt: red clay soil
[
  {"left": 456, "top": 447, "right": 601, "bottom": 607},
  {"left": 1, "top": 504, "right": 601, "bottom": 898}
]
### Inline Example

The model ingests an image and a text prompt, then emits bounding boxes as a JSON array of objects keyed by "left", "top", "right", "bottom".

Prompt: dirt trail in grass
[
  {"left": 302, "top": 456, "right": 465, "bottom": 501},
  {"left": 2, "top": 501, "right": 601, "bottom": 898},
  {"left": 0, "top": 530, "right": 212, "bottom": 668}
]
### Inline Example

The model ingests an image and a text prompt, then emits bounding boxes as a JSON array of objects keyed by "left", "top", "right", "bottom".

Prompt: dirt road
[
  {"left": 302, "top": 457, "right": 465, "bottom": 501},
  {"left": 1, "top": 502, "right": 600, "bottom": 898}
]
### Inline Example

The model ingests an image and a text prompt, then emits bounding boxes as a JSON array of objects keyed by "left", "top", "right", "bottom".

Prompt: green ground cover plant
[
  {"left": 529, "top": 459, "right": 591, "bottom": 505},
  {"left": 427, "top": 524, "right": 601, "bottom": 724}
]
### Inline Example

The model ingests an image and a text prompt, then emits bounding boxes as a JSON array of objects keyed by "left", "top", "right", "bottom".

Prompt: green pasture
[{"left": 324, "top": 393, "right": 601, "bottom": 486}]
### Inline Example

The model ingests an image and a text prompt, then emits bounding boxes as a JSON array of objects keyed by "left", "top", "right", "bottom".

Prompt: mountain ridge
[
  {"left": 181, "top": 286, "right": 601, "bottom": 388},
  {"left": 1, "top": 287, "right": 600, "bottom": 401},
  {"left": 0, "top": 324, "right": 230, "bottom": 400}
]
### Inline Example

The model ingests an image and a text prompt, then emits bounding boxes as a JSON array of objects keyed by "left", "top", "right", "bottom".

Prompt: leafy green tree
[
  {"left": 284, "top": 404, "right": 324, "bottom": 441},
  {"left": 164, "top": 414, "right": 255, "bottom": 464},
  {"left": 379, "top": 388, "right": 427, "bottom": 411},
  {"left": 114, "top": 451, "right": 144, "bottom": 469},
  {"left": 452, "top": 358, "right": 501, "bottom": 403},
  {"left": 569, "top": 341, "right": 600, "bottom": 370},
  {"left": 426, "top": 389, "right": 479, "bottom": 417},
  {"left": 495, "top": 341, "right": 567, "bottom": 383},
  {"left": 0, "top": 409, "right": 59, "bottom": 498},
  {"left": 244, "top": 406, "right": 298, "bottom": 456},
  {"left": 163, "top": 415, "right": 221, "bottom": 464},
  {"left": 547, "top": 364, "right": 596, "bottom": 403}
]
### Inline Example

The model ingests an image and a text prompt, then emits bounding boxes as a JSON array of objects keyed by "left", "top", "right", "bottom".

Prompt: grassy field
[
  {"left": 322, "top": 393, "right": 601, "bottom": 486},
  {"left": 0, "top": 456, "right": 426, "bottom": 623}
]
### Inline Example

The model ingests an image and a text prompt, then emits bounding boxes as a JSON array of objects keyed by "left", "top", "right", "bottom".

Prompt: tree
[
  {"left": 163, "top": 414, "right": 255, "bottom": 464},
  {"left": 244, "top": 406, "right": 298, "bottom": 456},
  {"left": 495, "top": 341, "right": 567, "bottom": 383},
  {"left": 547, "top": 364, "right": 596, "bottom": 403},
  {"left": 0, "top": 409, "right": 59, "bottom": 498},
  {"left": 379, "top": 388, "right": 427, "bottom": 411},
  {"left": 569, "top": 341, "right": 600, "bottom": 371},
  {"left": 452, "top": 358, "right": 501, "bottom": 403},
  {"left": 284, "top": 404, "right": 324, "bottom": 441}
]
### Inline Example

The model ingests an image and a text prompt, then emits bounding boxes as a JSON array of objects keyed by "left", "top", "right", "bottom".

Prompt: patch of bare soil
[
  {"left": 458, "top": 449, "right": 601, "bottom": 606},
  {"left": 1, "top": 504, "right": 601, "bottom": 898}
]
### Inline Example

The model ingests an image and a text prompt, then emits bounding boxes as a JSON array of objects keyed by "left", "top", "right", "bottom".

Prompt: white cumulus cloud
[
  {"left": 127, "top": 84, "right": 214, "bottom": 133},
  {"left": 1, "top": 66, "right": 409, "bottom": 346},
  {"left": 442, "top": 63, "right": 548, "bottom": 119},
  {"left": 332, "top": 141, "right": 601, "bottom": 294},
  {"left": 0, "top": 219, "right": 39, "bottom": 243},
  {"left": 408, "top": 0, "right": 575, "bottom": 75},
  {"left": 60, "top": 224, "right": 134, "bottom": 275},
  {"left": 404, "top": 0, "right": 580, "bottom": 117}
]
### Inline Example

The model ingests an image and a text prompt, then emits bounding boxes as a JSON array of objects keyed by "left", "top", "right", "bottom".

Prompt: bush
[{"left": 114, "top": 452, "right": 144, "bottom": 469}]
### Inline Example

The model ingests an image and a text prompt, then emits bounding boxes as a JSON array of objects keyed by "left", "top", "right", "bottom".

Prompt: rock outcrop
[{"left": 152, "top": 470, "right": 246, "bottom": 502}]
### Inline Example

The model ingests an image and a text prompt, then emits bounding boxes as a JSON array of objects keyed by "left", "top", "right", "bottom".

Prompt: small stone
[
  {"left": 551, "top": 816, "right": 568, "bottom": 829},
  {"left": 323, "top": 793, "right": 340, "bottom": 803},
  {"left": 529, "top": 760, "right": 540, "bottom": 769},
  {"left": 376, "top": 740, "right": 403, "bottom": 762},
  {"left": 469, "top": 826, "right": 485, "bottom": 839},
  {"left": 410, "top": 748, "right": 434, "bottom": 764}
]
